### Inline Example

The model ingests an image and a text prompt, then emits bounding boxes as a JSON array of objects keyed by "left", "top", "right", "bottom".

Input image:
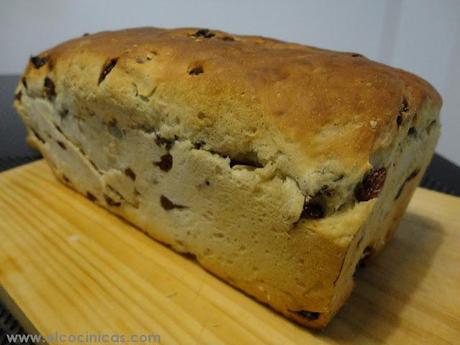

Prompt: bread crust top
[{"left": 20, "top": 27, "right": 442, "bottom": 195}]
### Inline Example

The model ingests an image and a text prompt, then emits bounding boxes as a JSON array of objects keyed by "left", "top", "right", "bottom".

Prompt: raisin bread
[{"left": 14, "top": 28, "right": 442, "bottom": 328}]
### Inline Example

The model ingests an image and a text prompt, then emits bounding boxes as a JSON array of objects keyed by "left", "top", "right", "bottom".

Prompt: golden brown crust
[{"left": 22, "top": 27, "right": 441, "bottom": 171}]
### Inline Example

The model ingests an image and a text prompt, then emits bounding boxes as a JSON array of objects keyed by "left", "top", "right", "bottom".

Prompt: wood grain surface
[{"left": 0, "top": 160, "right": 459, "bottom": 344}]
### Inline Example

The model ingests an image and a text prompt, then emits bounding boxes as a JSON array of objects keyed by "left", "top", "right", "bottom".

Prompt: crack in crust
[{"left": 24, "top": 87, "right": 435, "bottom": 233}]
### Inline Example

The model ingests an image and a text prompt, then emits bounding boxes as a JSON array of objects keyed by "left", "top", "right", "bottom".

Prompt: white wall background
[{"left": 1, "top": 0, "right": 459, "bottom": 164}]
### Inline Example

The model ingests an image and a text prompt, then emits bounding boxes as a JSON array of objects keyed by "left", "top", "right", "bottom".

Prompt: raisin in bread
[{"left": 14, "top": 28, "right": 442, "bottom": 328}]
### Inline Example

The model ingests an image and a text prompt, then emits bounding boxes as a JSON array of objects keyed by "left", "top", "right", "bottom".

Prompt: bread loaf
[{"left": 14, "top": 27, "right": 442, "bottom": 328}]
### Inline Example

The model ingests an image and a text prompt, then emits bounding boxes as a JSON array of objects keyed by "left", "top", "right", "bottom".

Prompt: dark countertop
[
  {"left": 0, "top": 74, "right": 459, "bottom": 342},
  {"left": 0, "top": 75, "right": 41, "bottom": 171}
]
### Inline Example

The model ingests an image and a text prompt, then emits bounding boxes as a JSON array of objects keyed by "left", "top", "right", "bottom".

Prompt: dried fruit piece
[
  {"left": 86, "top": 192, "right": 97, "bottom": 201},
  {"left": 98, "top": 58, "right": 118, "bottom": 84},
  {"left": 408, "top": 127, "right": 417, "bottom": 137},
  {"left": 355, "top": 168, "right": 387, "bottom": 201},
  {"left": 295, "top": 310, "right": 320, "bottom": 321},
  {"left": 44, "top": 77, "right": 56, "bottom": 100},
  {"left": 155, "top": 153, "right": 173, "bottom": 171},
  {"left": 193, "top": 29, "right": 215, "bottom": 38},
  {"left": 160, "top": 195, "right": 185, "bottom": 210},
  {"left": 104, "top": 194, "right": 121, "bottom": 207},
  {"left": 30, "top": 55, "right": 49, "bottom": 69},
  {"left": 301, "top": 200, "right": 325, "bottom": 219},
  {"left": 188, "top": 65, "right": 204, "bottom": 75},
  {"left": 124, "top": 168, "right": 136, "bottom": 181},
  {"left": 299, "top": 186, "right": 334, "bottom": 220}
]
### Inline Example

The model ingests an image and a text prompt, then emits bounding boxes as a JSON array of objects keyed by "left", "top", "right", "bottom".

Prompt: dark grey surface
[
  {"left": 0, "top": 75, "right": 41, "bottom": 172},
  {"left": 0, "top": 307, "right": 33, "bottom": 345},
  {"left": 0, "top": 74, "right": 459, "bottom": 341}
]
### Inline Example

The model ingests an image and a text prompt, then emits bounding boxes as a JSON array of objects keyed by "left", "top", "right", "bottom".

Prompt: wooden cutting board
[{"left": 0, "top": 160, "right": 459, "bottom": 345}]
